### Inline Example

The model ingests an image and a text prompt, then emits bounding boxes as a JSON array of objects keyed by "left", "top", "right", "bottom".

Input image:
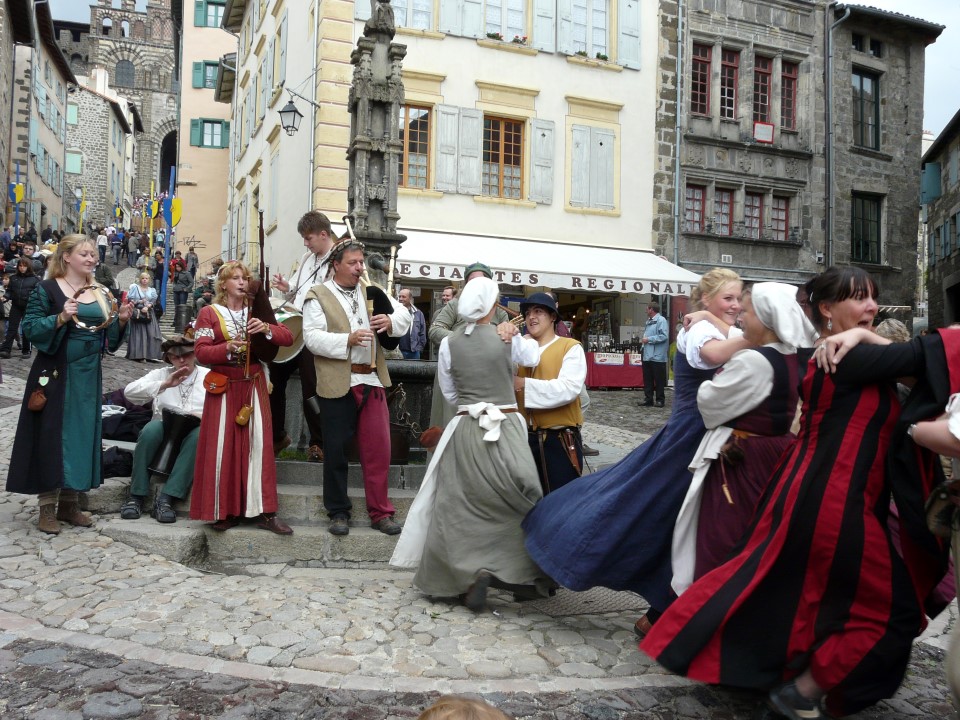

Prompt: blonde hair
[
  {"left": 689, "top": 267, "right": 742, "bottom": 310},
  {"left": 418, "top": 696, "right": 512, "bottom": 720},
  {"left": 48, "top": 234, "right": 95, "bottom": 281},
  {"left": 48, "top": 234, "right": 112, "bottom": 321},
  {"left": 213, "top": 260, "right": 252, "bottom": 305}
]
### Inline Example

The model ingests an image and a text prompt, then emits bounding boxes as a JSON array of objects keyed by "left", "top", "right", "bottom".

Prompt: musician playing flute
[
  {"left": 190, "top": 261, "right": 294, "bottom": 534},
  {"left": 120, "top": 335, "right": 209, "bottom": 523},
  {"left": 302, "top": 239, "right": 411, "bottom": 537},
  {"left": 269, "top": 210, "right": 335, "bottom": 461}
]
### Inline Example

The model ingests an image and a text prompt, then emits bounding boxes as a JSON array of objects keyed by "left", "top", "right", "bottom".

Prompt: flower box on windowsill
[
  {"left": 476, "top": 38, "right": 538, "bottom": 56},
  {"left": 566, "top": 54, "right": 622, "bottom": 72}
]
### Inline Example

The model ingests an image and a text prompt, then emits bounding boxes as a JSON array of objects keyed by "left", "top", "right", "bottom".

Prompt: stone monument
[{"left": 347, "top": 0, "right": 407, "bottom": 283}]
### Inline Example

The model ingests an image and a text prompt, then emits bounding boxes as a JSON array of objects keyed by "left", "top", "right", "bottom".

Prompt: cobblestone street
[{"left": 0, "top": 355, "right": 955, "bottom": 718}]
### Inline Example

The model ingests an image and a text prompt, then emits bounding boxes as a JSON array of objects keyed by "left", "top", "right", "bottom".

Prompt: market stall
[{"left": 585, "top": 351, "right": 644, "bottom": 390}]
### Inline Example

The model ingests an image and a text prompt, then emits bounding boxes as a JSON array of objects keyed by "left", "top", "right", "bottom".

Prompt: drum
[
  {"left": 148, "top": 409, "right": 202, "bottom": 477},
  {"left": 273, "top": 305, "right": 304, "bottom": 363}
]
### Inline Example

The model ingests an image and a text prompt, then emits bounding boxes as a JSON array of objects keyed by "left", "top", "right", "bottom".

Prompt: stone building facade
[
  {"left": 664, "top": 1, "right": 942, "bottom": 316},
  {"left": 55, "top": 0, "right": 178, "bottom": 199},
  {"left": 65, "top": 85, "right": 132, "bottom": 228},
  {"left": 10, "top": 1, "right": 77, "bottom": 234},
  {"left": 1, "top": 0, "right": 33, "bottom": 228},
  {"left": 921, "top": 108, "right": 960, "bottom": 328}
]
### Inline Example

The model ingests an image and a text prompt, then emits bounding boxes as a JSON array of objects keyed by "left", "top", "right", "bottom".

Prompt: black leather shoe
[
  {"left": 464, "top": 570, "right": 493, "bottom": 612},
  {"left": 329, "top": 514, "right": 350, "bottom": 536},
  {"left": 152, "top": 493, "right": 177, "bottom": 523},
  {"left": 120, "top": 495, "right": 144, "bottom": 520},
  {"left": 581, "top": 444, "right": 600, "bottom": 456},
  {"left": 656, "top": 401, "right": 665, "bottom": 408},
  {"left": 640, "top": 399, "right": 654, "bottom": 407}
]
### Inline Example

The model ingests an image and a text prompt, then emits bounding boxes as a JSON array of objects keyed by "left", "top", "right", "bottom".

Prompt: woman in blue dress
[
  {"left": 6, "top": 234, "right": 132, "bottom": 534},
  {"left": 522, "top": 267, "right": 747, "bottom": 634}
]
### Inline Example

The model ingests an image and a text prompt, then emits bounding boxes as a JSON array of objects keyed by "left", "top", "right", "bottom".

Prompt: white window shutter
[
  {"left": 458, "top": 108, "right": 483, "bottom": 195},
  {"left": 461, "top": 0, "right": 484, "bottom": 38},
  {"left": 532, "top": 0, "right": 556, "bottom": 52},
  {"left": 266, "top": 38, "right": 275, "bottom": 97},
  {"left": 435, "top": 104, "right": 460, "bottom": 191},
  {"left": 570, "top": 124, "right": 590, "bottom": 206},
  {"left": 617, "top": 0, "right": 641, "bottom": 69},
  {"left": 439, "top": 0, "right": 462, "bottom": 35},
  {"left": 279, "top": 14, "right": 288, "bottom": 85},
  {"left": 355, "top": 0, "right": 372, "bottom": 21},
  {"left": 529, "top": 119, "right": 554, "bottom": 204},
  {"left": 557, "top": 0, "right": 574, "bottom": 55},
  {"left": 590, "top": 127, "right": 615, "bottom": 209}
]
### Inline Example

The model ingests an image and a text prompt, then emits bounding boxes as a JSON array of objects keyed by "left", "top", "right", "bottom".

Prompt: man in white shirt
[
  {"left": 269, "top": 210, "right": 335, "bottom": 461},
  {"left": 514, "top": 292, "right": 588, "bottom": 492},
  {"left": 302, "top": 239, "right": 411, "bottom": 536},
  {"left": 119, "top": 335, "right": 209, "bottom": 523}
]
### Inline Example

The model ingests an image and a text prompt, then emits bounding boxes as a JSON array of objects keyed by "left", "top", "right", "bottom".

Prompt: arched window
[
  {"left": 121, "top": 20, "right": 130, "bottom": 37},
  {"left": 101, "top": 17, "right": 112, "bottom": 35},
  {"left": 115, "top": 59, "right": 135, "bottom": 87},
  {"left": 132, "top": 20, "right": 145, "bottom": 39}
]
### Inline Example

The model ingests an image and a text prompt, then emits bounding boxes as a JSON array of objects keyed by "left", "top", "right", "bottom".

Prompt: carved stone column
[{"left": 347, "top": 0, "right": 407, "bottom": 286}]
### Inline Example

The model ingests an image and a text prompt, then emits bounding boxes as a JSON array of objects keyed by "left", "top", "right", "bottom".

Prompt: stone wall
[
  {"left": 0, "top": 2, "right": 14, "bottom": 227},
  {"left": 831, "top": 18, "right": 929, "bottom": 314},
  {"left": 66, "top": 90, "right": 111, "bottom": 225},
  {"left": 652, "top": 0, "right": 679, "bottom": 260}
]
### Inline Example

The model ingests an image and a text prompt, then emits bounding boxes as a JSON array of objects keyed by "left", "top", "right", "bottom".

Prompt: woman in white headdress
[
  {"left": 671, "top": 282, "right": 817, "bottom": 595},
  {"left": 390, "top": 277, "right": 553, "bottom": 611}
]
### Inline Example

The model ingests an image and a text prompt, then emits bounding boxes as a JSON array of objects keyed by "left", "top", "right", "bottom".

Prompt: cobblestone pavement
[{"left": 0, "top": 355, "right": 955, "bottom": 718}]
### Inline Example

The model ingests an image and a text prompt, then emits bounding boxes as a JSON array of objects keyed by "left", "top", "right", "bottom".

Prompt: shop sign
[
  {"left": 394, "top": 262, "right": 693, "bottom": 296},
  {"left": 627, "top": 354, "right": 643, "bottom": 366},
  {"left": 593, "top": 352, "right": 625, "bottom": 365}
]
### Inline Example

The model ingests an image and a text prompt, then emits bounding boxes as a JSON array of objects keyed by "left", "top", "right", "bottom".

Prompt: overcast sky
[{"left": 48, "top": 0, "right": 958, "bottom": 137}]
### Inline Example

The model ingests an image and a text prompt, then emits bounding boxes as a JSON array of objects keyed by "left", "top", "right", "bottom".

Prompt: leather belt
[
  {"left": 456, "top": 408, "right": 521, "bottom": 416},
  {"left": 351, "top": 363, "right": 374, "bottom": 374}
]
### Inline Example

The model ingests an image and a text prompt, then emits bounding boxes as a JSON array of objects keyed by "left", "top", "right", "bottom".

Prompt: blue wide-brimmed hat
[{"left": 520, "top": 292, "right": 558, "bottom": 318}]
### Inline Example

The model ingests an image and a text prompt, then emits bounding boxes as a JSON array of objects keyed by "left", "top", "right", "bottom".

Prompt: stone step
[
  {"left": 86, "top": 477, "right": 419, "bottom": 525},
  {"left": 97, "top": 517, "right": 403, "bottom": 570},
  {"left": 276, "top": 460, "right": 426, "bottom": 490}
]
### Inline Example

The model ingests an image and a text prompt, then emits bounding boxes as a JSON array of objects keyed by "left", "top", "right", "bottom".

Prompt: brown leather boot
[
  {"left": 56, "top": 493, "right": 94, "bottom": 527},
  {"left": 38, "top": 503, "right": 61, "bottom": 535}
]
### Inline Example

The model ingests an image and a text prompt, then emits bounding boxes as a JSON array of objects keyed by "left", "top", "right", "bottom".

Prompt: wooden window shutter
[
  {"left": 617, "top": 0, "right": 641, "bottom": 69},
  {"left": 190, "top": 119, "right": 202, "bottom": 146},
  {"left": 528, "top": 119, "right": 555, "bottom": 204},
  {"left": 532, "top": 0, "right": 556, "bottom": 52},
  {"left": 458, "top": 108, "right": 483, "bottom": 195},
  {"left": 435, "top": 104, "right": 459, "bottom": 192}
]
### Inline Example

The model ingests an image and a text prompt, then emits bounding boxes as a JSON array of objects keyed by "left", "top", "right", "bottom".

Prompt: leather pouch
[
  {"left": 925, "top": 479, "right": 960, "bottom": 539},
  {"left": 235, "top": 404, "right": 252, "bottom": 426},
  {"left": 28, "top": 388, "right": 47, "bottom": 412},
  {"left": 203, "top": 371, "right": 229, "bottom": 394}
]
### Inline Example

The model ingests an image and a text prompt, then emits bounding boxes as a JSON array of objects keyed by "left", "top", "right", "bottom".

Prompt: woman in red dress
[
  {"left": 642, "top": 266, "right": 953, "bottom": 719},
  {"left": 190, "top": 261, "right": 294, "bottom": 534}
]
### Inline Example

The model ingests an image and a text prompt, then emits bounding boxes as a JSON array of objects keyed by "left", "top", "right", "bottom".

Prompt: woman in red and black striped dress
[{"left": 642, "top": 267, "right": 954, "bottom": 719}]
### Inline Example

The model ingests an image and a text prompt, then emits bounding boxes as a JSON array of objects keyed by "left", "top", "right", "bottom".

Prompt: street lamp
[
  {"left": 279, "top": 99, "right": 303, "bottom": 136},
  {"left": 277, "top": 87, "right": 321, "bottom": 136}
]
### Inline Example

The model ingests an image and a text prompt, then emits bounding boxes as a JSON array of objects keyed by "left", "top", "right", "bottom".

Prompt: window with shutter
[
  {"left": 434, "top": 104, "right": 459, "bottom": 192},
  {"left": 481, "top": 115, "right": 522, "bottom": 199},
  {"left": 278, "top": 14, "right": 288, "bottom": 85},
  {"left": 459, "top": 109, "right": 483, "bottom": 194},
  {"left": 192, "top": 61, "right": 204, "bottom": 88},
  {"left": 190, "top": 118, "right": 202, "bottom": 146},
  {"left": 399, "top": 105, "right": 431, "bottom": 189},
  {"left": 528, "top": 119, "right": 554, "bottom": 204},
  {"left": 570, "top": 124, "right": 614, "bottom": 210}
]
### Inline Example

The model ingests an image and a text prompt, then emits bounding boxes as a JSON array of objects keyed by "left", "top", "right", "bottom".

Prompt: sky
[{"left": 48, "top": 0, "right": 959, "bottom": 138}]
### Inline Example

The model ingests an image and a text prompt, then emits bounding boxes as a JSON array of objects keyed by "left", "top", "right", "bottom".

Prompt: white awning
[{"left": 391, "top": 229, "right": 700, "bottom": 296}]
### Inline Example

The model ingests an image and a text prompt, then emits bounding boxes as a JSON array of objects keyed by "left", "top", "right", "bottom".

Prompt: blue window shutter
[
  {"left": 532, "top": 0, "right": 556, "bottom": 52},
  {"left": 29, "top": 118, "right": 37, "bottom": 155},
  {"left": 194, "top": 0, "right": 205, "bottom": 26},
  {"left": 439, "top": 0, "right": 461, "bottom": 35},
  {"left": 221, "top": 121, "right": 231, "bottom": 148},
  {"left": 458, "top": 108, "right": 482, "bottom": 195},
  {"left": 529, "top": 119, "right": 554, "bottom": 204},
  {"left": 435, "top": 104, "right": 459, "bottom": 192},
  {"left": 192, "top": 61, "right": 204, "bottom": 88},
  {"left": 356, "top": 0, "right": 372, "bottom": 21},
  {"left": 557, "top": 0, "right": 573, "bottom": 54},
  {"left": 921, "top": 162, "right": 942, "bottom": 205},
  {"left": 617, "top": 0, "right": 640, "bottom": 69},
  {"left": 570, "top": 124, "right": 590, "bottom": 206},
  {"left": 590, "top": 127, "right": 615, "bottom": 209},
  {"left": 190, "top": 118, "right": 202, "bottom": 146}
]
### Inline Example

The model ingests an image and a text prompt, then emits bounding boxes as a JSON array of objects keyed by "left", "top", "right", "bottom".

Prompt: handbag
[
  {"left": 134, "top": 306, "right": 152, "bottom": 323},
  {"left": 28, "top": 387, "right": 47, "bottom": 412},
  {"left": 203, "top": 371, "right": 229, "bottom": 394}
]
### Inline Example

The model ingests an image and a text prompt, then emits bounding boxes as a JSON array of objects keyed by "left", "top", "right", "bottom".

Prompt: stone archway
[{"left": 160, "top": 131, "right": 177, "bottom": 193}]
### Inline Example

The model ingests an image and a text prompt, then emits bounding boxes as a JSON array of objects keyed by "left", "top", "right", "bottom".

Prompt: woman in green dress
[{"left": 6, "top": 234, "right": 133, "bottom": 534}]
